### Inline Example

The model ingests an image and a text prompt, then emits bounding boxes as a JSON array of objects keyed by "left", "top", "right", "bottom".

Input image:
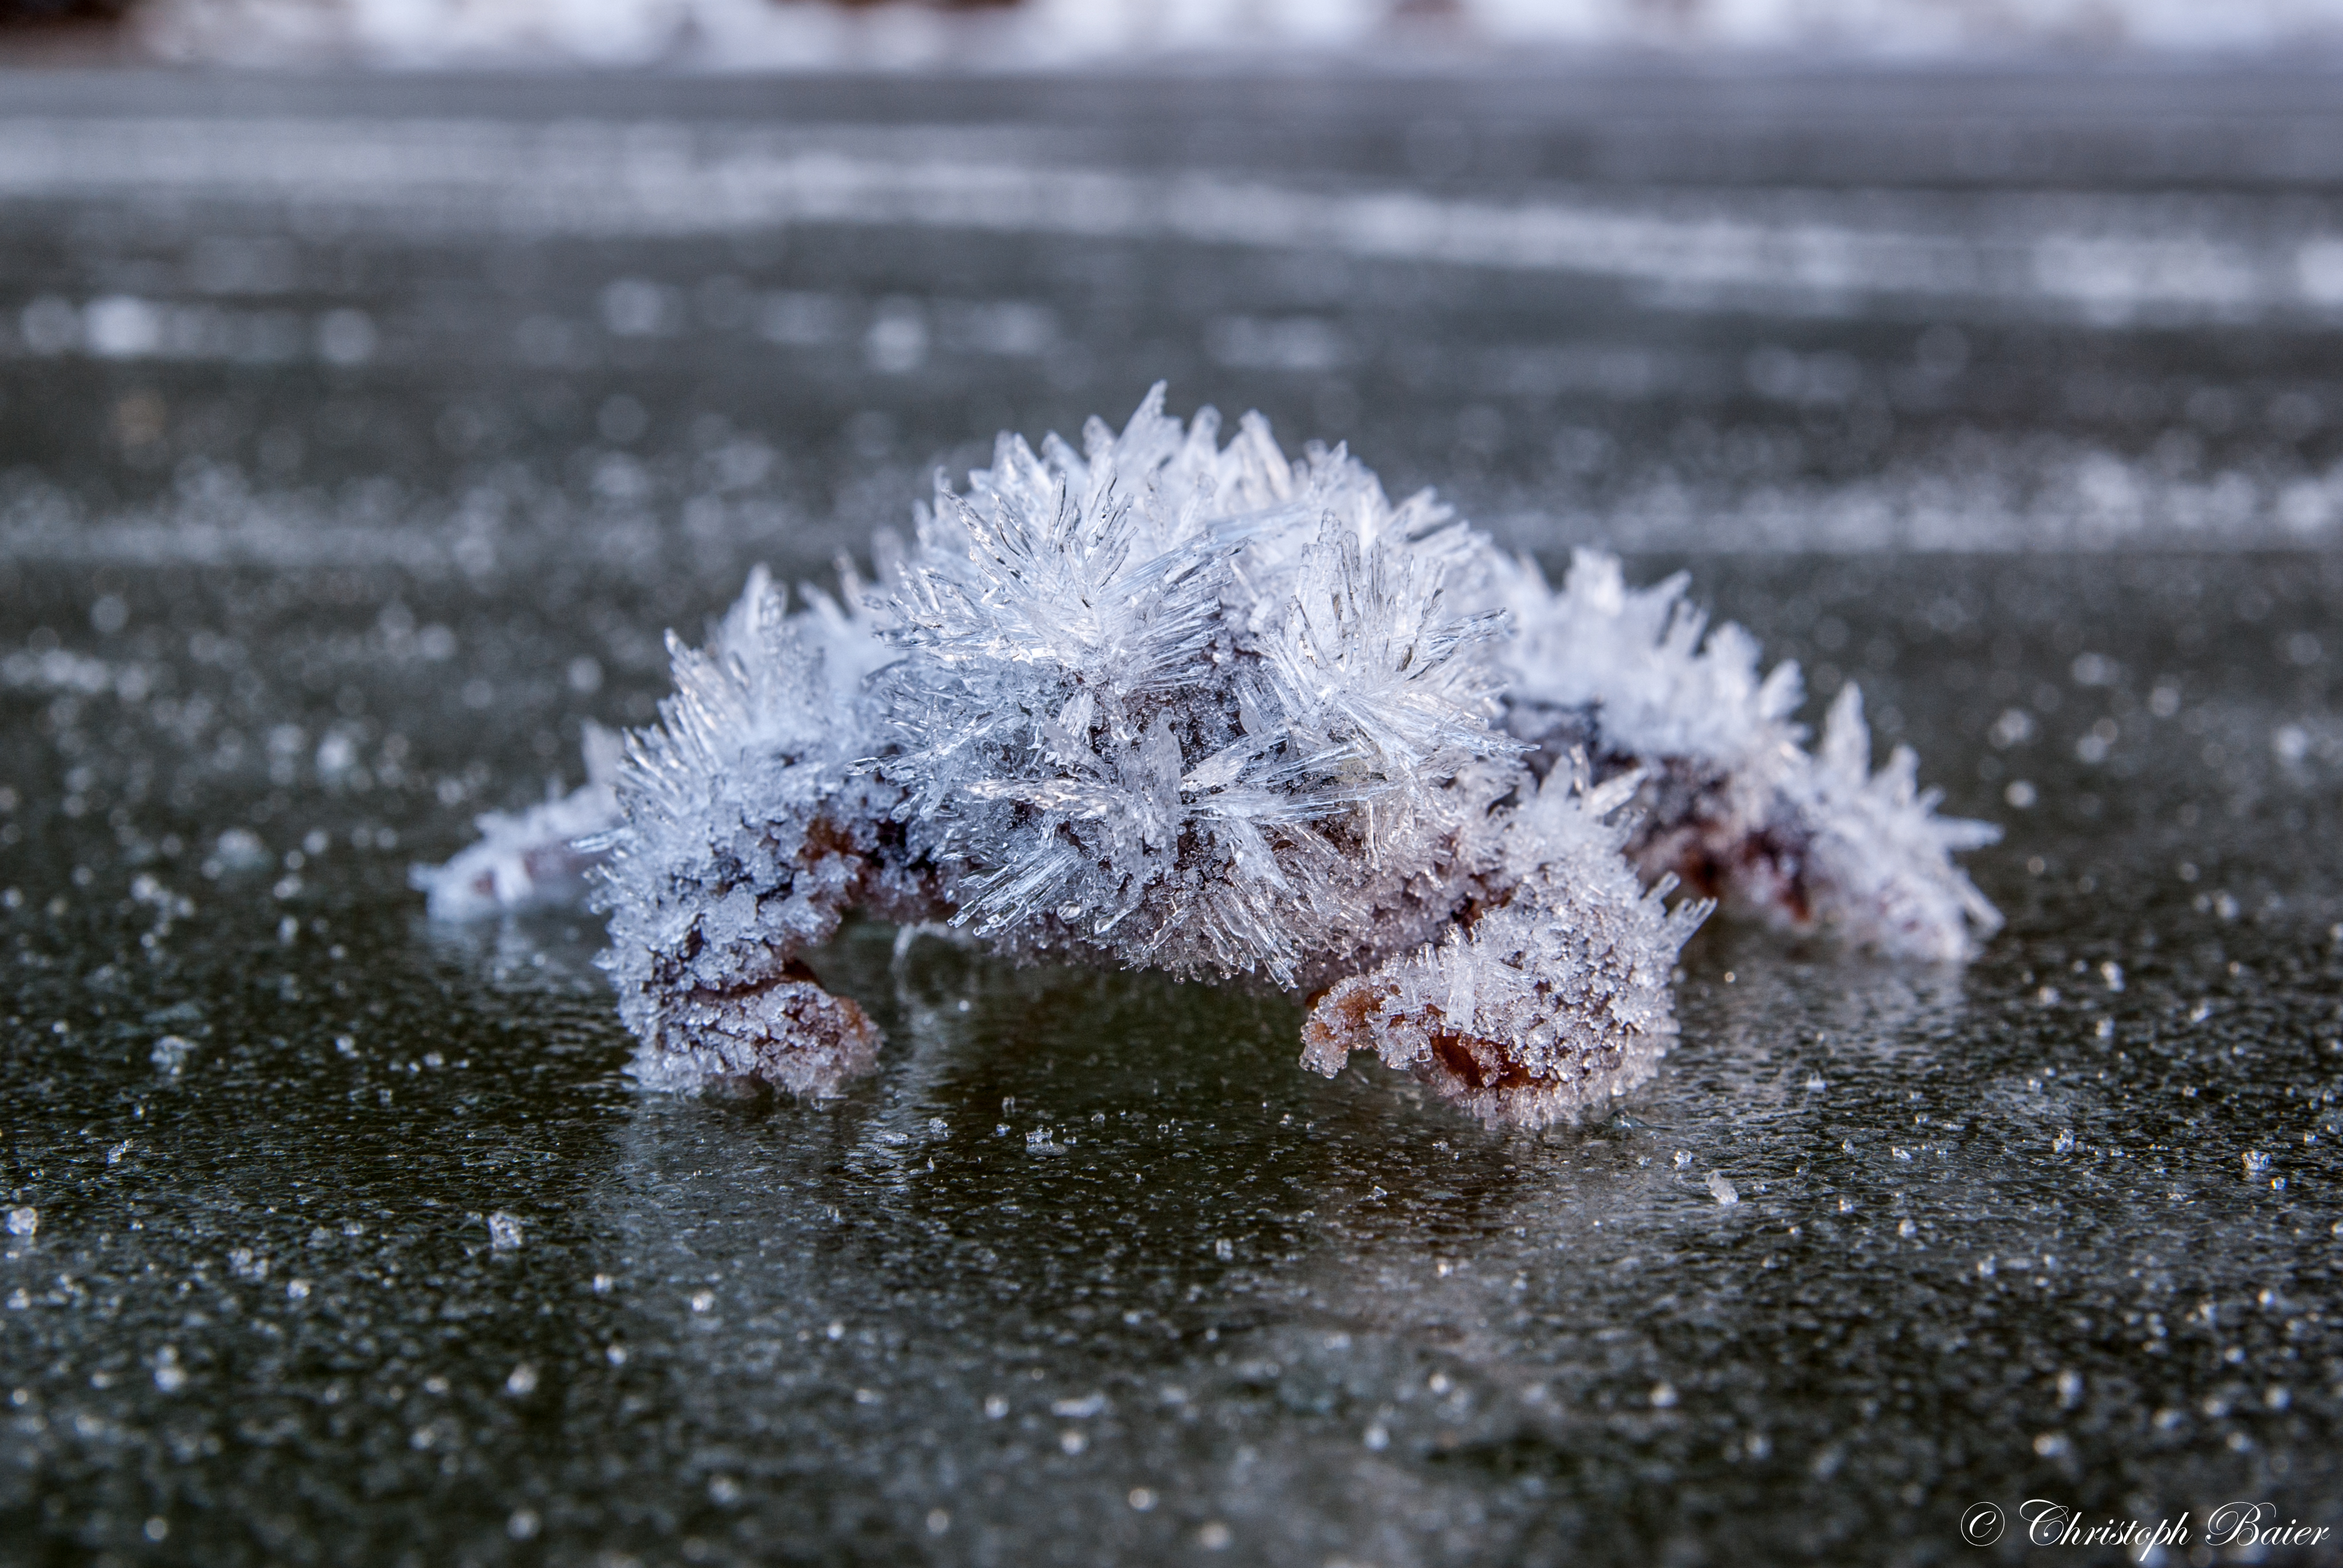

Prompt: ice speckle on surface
[
  {"left": 149, "top": 1033, "right": 196, "bottom": 1078},
  {"left": 486, "top": 1211, "right": 525, "bottom": 1251}
]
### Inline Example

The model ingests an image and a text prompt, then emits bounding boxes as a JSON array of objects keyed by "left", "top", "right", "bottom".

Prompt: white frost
[
  {"left": 1497, "top": 549, "right": 2000, "bottom": 960},
  {"left": 421, "top": 385, "right": 2000, "bottom": 1124},
  {"left": 410, "top": 722, "right": 624, "bottom": 918}
]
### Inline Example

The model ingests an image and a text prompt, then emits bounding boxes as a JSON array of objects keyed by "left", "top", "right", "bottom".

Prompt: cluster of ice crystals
[
  {"left": 1493, "top": 549, "right": 2001, "bottom": 961},
  {"left": 1793, "top": 683, "right": 2004, "bottom": 961},
  {"left": 411, "top": 722, "right": 622, "bottom": 919},
  {"left": 1495, "top": 551, "right": 1802, "bottom": 766},
  {"left": 1303, "top": 760, "right": 1711, "bottom": 1128},
  {"left": 420, "top": 385, "right": 2000, "bottom": 1124},
  {"left": 881, "top": 388, "right": 1517, "bottom": 990},
  {"left": 588, "top": 565, "right": 909, "bottom": 1097}
]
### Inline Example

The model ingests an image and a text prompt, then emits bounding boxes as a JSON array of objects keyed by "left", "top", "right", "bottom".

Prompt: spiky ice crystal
[{"left": 417, "top": 386, "right": 2000, "bottom": 1126}]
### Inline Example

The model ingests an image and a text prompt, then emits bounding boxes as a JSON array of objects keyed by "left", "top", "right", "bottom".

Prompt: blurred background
[{"left": 7, "top": 4, "right": 2343, "bottom": 594}]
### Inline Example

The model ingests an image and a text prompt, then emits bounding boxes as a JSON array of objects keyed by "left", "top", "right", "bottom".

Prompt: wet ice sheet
[
  {"left": 1, "top": 552, "right": 2338, "bottom": 1565},
  {"left": 5, "top": 68, "right": 2343, "bottom": 1565}
]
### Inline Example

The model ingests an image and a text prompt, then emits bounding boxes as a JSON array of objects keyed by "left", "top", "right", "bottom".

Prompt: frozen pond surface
[{"left": 3, "top": 68, "right": 2342, "bottom": 1567}]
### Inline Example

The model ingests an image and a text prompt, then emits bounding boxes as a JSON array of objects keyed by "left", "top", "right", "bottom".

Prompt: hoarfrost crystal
[
  {"left": 1495, "top": 551, "right": 2001, "bottom": 962},
  {"left": 412, "top": 722, "right": 624, "bottom": 919},
  {"left": 421, "top": 385, "right": 1999, "bottom": 1126}
]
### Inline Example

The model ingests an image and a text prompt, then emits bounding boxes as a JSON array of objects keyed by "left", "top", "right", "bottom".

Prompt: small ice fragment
[
  {"left": 151, "top": 1347, "right": 186, "bottom": 1393},
  {"left": 1705, "top": 1172, "right": 1738, "bottom": 1207},
  {"left": 2242, "top": 1150, "right": 2272, "bottom": 1178},
  {"left": 1672, "top": 1150, "right": 1693, "bottom": 1168},
  {"left": 1050, "top": 1393, "right": 1108, "bottom": 1419},
  {"left": 1898, "top": 1219, "right": 1918, "bottom": 1238},
  {"left": 2053, "top": 1129, "right": 2076, "bottom": 1154},
  {"left": 213, "top": 829, "right": 269, "bottom": 870},
  {"left": 486, "top": 1212, "right": 523, "bottom": 1251},
  {"left": 151, "top": 1035, "right": 195, "bottom": 1077},
  {"left": 1650, "top": 1381, "right": 1678, "bottom": 1409},
  {"left": 5, "top": 1207, "right": 35, "bottom": 1237},
  {"left": 504, "top": 1363, "right": 538, "bottom": 1397},
  {"left": 106, "top": 1140, "right": 131, "bottom": 1166}
]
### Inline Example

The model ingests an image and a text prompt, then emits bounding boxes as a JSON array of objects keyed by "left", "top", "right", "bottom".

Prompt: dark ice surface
[{"left": 2, "top": 68, "right": 2341, "bottom": 1568}]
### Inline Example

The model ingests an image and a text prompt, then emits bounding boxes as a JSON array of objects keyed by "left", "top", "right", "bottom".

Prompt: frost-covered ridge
[{"left": 418, "top": 385, "right": 2000, "bottom": 1126}]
